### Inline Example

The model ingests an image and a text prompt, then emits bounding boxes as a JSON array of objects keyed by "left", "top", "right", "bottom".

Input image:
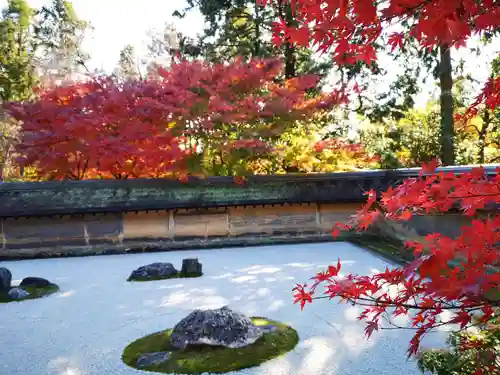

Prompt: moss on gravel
[
  {"left": 122, "top": 317, "right": 299, "bottom": 374},
  {"left": 349, "top": 236, "right": 413, "bottom": 264},
  {"left": 127, "top": 271, "right": 203, "bottom": 282},
  {"left": 0, "top": 283, "right": 59, "bottom": 303}
]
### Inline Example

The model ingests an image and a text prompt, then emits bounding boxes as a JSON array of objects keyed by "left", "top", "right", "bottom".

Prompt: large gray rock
[
  {"left": 0, "top": 267, "right": 12, "bottom": 291},
  {"left": 170, "top": 306, "right": 263, "bottom": 350},
  {"left": 8, "top": 287, "right": 30, "bottom": 300},
  {"left": 136, "top": 352, "right": 171, "bottom": 368},
  {"left": 181, "top": 258, "right": 202, "bottom": 276},
  {"left": 128, "top": 262, "right": 178, "bottom": 281},
  {"left": 20, "top": 277, "right": 52, "bottom": 288}
]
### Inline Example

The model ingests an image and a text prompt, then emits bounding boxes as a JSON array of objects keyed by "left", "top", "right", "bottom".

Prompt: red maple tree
[
  {"left": 293, "top": 163, "right": 499, "bottom": 371},
  {"left": 6, "top": 58, "right": 343, "bottom": 180},
  {"left": 258, "top": 0, "right": 500, "bottom": 110},
  {"left": 259, "top": 0, "right": 500, "bottom": 370}
]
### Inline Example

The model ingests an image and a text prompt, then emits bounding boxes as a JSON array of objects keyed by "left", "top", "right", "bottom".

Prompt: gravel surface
[{"left": 0, "top": 242, "right": 447, "bottom": 375}]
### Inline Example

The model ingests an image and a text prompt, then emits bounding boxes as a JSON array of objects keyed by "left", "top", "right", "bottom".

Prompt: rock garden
[
  {"left": 127, "top": 258, "right": 203, "bottom": 282},
  {"left": 0, "top": 267, "right": 59, "bottom": 303},
  {"left": 122, "top": 306, "right": 299, "bottom": 374}
]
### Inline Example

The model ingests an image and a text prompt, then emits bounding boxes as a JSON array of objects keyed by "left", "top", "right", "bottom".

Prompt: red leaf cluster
[
  {"left": 260, "top": 0, "right": 500, "bottom": 65},
  {"left": 295, "top": 163, "right": 500, "bottom": 359},
  {"left": 6, "top": 58, "right": 344, "bottom": 180}
]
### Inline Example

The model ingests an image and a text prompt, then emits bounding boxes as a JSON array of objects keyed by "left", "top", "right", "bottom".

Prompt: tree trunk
[
  {"left": 284, "top": 43, "right": 296, "bottom": 78},
  {"left": 276, "top": 2, "right": 297, "bottom": 78},
  {"left": 439, "top": 44, "right": 455, "bottom": 165},
  {"left": 253, "top": 1, "right": 261, "bottom": 56},
  {"left": 478, "top": 110, "right": 491, "bottom": 164}
]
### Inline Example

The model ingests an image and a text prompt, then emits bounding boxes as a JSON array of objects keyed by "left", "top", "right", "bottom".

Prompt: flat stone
[
  {"left": 128, "top": 262, "right": 178, "bottom": 281},
  {"left": 261, "top": 324, "right": 279, "bottom": 333},
  {"left": 8, "top": 287, "right": 30, "bottom": 300},
  {"left": 136, "top": 352, "right": 171, "bottom": 368},
  {"left": 181, "top": 258, "right": 202, "bottom": 276},
  {"left": 0, "top": 267, "right": 12, "bottom": 291},
  {"left": 20, "top": 277, "right": 52, "bottom": 288},
  {"left": 170, "top": 306, "right": 263, "bottom": 350}
]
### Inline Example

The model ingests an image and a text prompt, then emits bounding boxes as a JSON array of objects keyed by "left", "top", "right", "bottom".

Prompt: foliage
[
  {"left": 417, "top": 316, "right": 499, "bottom": 375},
  {"left": 0, "top": 0, "right": 38, "bottom": 102},
  {"left": 455, "top": 55, "right": 500, "bottom": 164},
  {"left": 293, "top": 162, "right": 499, "bottom": 372},
  {"left": 258, "top": 0, "right": 499, "bottom": 65},
  {"left": 6, "top": 58, "right": 343, "bottom": 179},
  {"left": 176, "top": 0, "right": 333, "bottom": 87},
  {"left": 34, "top": 0, "right": 90, "bottom": 83},
  {"left": 122, "top": 317, "right": 299, "bottom": 374},
  {"left": 259, "top": 0, "right": 500, "bottom": 166},
  {"left": 0, "top": 283, "right": 59, "bottom": 303},
  {"left": 360, "top": 105, "right": 442, "bottom": 168},
  {"left": 113, "top": 44, "right": 142, "bottom": 81}
]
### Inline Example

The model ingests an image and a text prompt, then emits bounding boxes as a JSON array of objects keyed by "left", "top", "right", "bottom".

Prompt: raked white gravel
[{"left": 0, "top": 242, "right": 447, "bottom": 375}]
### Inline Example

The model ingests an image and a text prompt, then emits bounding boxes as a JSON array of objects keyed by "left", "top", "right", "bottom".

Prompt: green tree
[
  {"left": 0, "top": 0, "right": 37, "bottom": 180},
  {"left": 114, "top": 44, "right": 142, "bottom": 81},
  {"left": 359, "top": 104, "right": 441, "bottom": 168},
  {"left": 417, "top": 316, "right": 499, "bottom": 375},
  {"left": 454, "top": 54, "right": 500, "bottom": 164},
  {"left": 0, "top": 0, "right": 37, "bottom": 102},
  {"left": 34, "top": 0, "right": 90, "bottom": 82},
  {"left": 175, "top": 0, "right": 332, "bottom": 84}
]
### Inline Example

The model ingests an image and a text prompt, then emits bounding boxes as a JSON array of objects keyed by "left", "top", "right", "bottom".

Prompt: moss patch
[
  {"left": 350, "top": 236, "right": 413, "bottom": 265},
  {"left": 127, "top": 271, "right": 203, "bottom": 282},
  {"left": 0, "top": 283, "right": 59, "bottom": 303},
  {"left": 122, "top": 317, "right": 299, "bottom": 374}
]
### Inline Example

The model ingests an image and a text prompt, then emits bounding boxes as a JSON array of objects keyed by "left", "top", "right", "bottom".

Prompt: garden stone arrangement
[
  {"left": 122, "top": 306, "right": 299, "bottom": 374},
  {"left": 170, "top": 305, "right": 264, "bottom": 349},
  {"left": 0, "top": 267, "right": 59, "bottom": 303},
  {"left": 127, "top": 258, "right": 203, "bottom": 282},
  {"left": 0, "top": 243, "right": 450, "bottom": 375}
]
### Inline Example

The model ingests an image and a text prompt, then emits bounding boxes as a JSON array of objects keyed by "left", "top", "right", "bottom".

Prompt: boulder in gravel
[
  {"left": 136, "top": 352, "right": 171, "bottom": 368},
  {"left": 128, "top": 262, "right": 178, "bottom": 281},
  {"left": 20, "top": 277, "right": 52, "bottom": 288},
  {"left": 8, "top": 287, "right": 30, "bottom": 300},
  {"left": 170, "top": 306, "right": 263, "bottom": 350},
  {"left": 0, "top": 267, "right": 12, "bottom": 291},
  {"left": 181, "top": 258, "right": 202, "bottom": 276}
]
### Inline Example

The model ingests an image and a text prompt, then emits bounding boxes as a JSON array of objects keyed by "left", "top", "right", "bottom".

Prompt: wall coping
[{"left": 0, "top": 165, "right": 497, "bottom": 218}]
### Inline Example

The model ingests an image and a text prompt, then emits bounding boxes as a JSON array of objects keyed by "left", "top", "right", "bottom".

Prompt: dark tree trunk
[{"left": 439, "top": 44, "right": 455, "bottom": 165}]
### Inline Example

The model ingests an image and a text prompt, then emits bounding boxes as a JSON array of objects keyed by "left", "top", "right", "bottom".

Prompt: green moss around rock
[
  {"left": 0, "top": 283, "right": 59, "bottom": 303},
  {"left": 127, "top": 271, "right": 203, "bottom": 282},
  {"left": 122, "top": 317, "right": 299, "bottom": 374}
]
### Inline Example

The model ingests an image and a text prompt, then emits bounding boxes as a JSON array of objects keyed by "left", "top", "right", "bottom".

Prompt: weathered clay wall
[
  {"left": 0, "top": 203, "right": 362, "bottom": 259},
  {"left": 0, "top": 202, "right": 475, "bottom": 260}
]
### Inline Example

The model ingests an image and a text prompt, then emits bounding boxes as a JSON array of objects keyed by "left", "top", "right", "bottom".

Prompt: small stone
[
  {"left": 20, "top": 277, "right": 52, "bottom": 288},
  {"left": 181, "top": 258, "right": 202, "bottom": 276},
  {"left": 128, "top": 262, "right": 178, "bottom": 281},
  {"left": 8, "top": 287, "right": 30, "bottom": 300},
  {"left": 136, "top": 352, "right": 171, "bottom": 368},
  {"left": 261, "top": 324, "right": 279, "bottom": 333},
  {"left": 170, "top": 306, "right": 263, "bottom": 350},
  {"left": 0, "top": 267, "right": 12, "bottom": 291}
]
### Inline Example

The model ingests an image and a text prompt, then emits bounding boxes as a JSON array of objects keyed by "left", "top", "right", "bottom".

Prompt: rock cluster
[
  {"left": 0, "top": 267, "right": 12, "bottom": 291},
  {"left": 170, "top": 306, "right": 264, "bottom": 350},
  {"left": 0, "top": 267, "right": 56, "bottom": 301},
  {"left": 128, "top": 258, "right": 203, "bottom": 281},
  {"left": 128, "top": 262, "right": 178, "bottom": 281}
]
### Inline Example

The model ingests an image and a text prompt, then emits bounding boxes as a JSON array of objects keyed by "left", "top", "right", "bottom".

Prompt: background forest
[{"left": 0, "top": 0, "right": 499, "bottom": 181}]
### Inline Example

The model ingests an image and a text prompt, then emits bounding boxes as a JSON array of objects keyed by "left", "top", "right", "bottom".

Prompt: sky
[
  {"left": 1, "top": 0, "right": 499, "bottom": 109},
  {"left": 0, "top": 0, "right": 204, "bottom": 72}
]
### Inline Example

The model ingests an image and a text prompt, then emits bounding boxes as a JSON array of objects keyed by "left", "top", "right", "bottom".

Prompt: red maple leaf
[{"left": 388, "top": 32, "right": 404, "bottom": 51}]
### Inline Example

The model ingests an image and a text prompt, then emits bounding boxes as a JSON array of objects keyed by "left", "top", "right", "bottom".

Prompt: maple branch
[{"left": 311, "top": 295, "right": 496, "bottom": 311}]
